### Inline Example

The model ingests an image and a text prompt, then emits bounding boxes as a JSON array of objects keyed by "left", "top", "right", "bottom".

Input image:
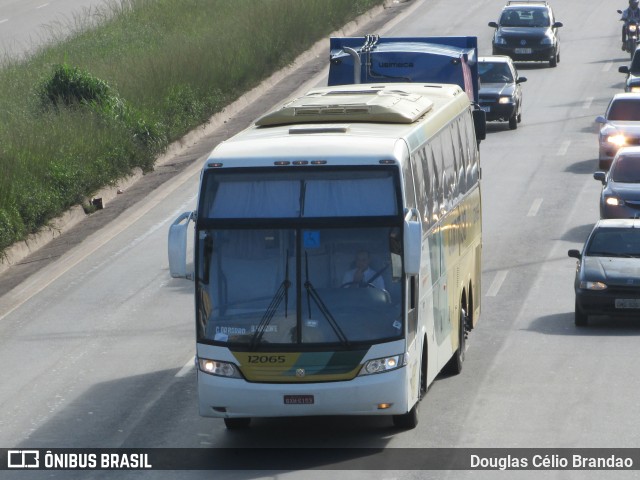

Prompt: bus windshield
[
  {"left": 200, "top": 168, "right": 398, "bottom": 219},
  {"left": 196, "top": 226, "right": 403, "bottom": 346}
]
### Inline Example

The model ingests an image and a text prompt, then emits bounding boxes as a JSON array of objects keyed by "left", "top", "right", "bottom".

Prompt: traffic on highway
[{"left": 1, "top": 0, "right": 640, "bottom": 478}]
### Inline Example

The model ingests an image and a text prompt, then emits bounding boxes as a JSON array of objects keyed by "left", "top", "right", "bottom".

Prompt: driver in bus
[{"left": 342, "top": 250, "right": 386, "bottom": 290}]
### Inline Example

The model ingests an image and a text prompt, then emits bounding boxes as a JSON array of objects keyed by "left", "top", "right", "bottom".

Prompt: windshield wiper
[
  {"left": 250, "top": 252, "right": 290, "bottom": 349},
  {"left": 303, "top": 252, "right": 349, "bottom": 346}
]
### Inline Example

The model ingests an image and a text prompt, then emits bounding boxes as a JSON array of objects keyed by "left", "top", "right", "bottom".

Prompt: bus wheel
[
  {"left": 443, "top": 308, "right": 467, "bottom": 375},
  {"left": 224, "top": 417, "right": 251, "bottom": 429},
  {"left": 393, "top": 404, "right": 418, "bottom": 429}
]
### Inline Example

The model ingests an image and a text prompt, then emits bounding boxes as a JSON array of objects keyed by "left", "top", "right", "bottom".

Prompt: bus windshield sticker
[{"left": 303, "top": 231, "right": 321, "bottom": 249}]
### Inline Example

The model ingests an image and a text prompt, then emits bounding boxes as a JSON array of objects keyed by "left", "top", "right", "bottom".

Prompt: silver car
[
  {"left": 594, "top": 146, "right": 640, "bottom": 218},
  {"left": 596, "top": 93, "right": 640, "bottom": 169}
]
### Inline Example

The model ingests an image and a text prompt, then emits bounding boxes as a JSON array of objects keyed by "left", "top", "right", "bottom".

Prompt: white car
[{"left": 596, "top": 92, "right": 640, "bottom": 169}]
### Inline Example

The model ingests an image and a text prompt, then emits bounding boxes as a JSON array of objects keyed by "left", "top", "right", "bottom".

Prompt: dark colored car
[
  {"left": 594, "top": 146, "right": 640, "bottom": 218},
  {"left": 596, "top": 93, "right": 640, "bottom": 169},
  {"left": 488, "top": 1, "right": 563, "bottom": 67},
  {"left": 478, "top": 55, "right": 527, "bottom": 130},
  {"left": 568, "top": 219, "right": 640, "bottom": 326},
  {"left": 618, "top": 46, "right": 640, "bottom": 92}
]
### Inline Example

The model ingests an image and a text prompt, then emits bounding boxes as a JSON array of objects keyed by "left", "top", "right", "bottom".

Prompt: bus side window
[
  {"left": 427, "top": 228, "right": 438, "bottom": 282},
  {"left": 448, "top": 124, "right": 459, "bottom": 200},
  {"left": 419, "top": 146, "right": 433, "bottom": 227},
  {"left": 455, "top": 118, "right": 468, "bottom": 195},
  {"left": 465, "top": 113, "right": 480, "bottom": 184},
  {"left": 411, "top": 150, "right": 427, "bottom": 223},
  {"left": 409, "top": 275, "right": 416, "bottom": 310},
  {"left": 403, "top": 150, "right": 417, "bottom": 211},
  {"left": 431, "top": 136, "right": 442, "bottom": 218}
]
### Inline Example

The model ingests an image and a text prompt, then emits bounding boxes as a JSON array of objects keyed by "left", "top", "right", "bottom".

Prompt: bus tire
[
  {"left": 224, "top": 417, "right": 251, "bottom": 429},
  {"left": 443, "top": 308, "right": 466, "bottom": 375}
]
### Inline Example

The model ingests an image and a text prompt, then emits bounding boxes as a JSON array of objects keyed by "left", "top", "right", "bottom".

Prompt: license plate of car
[
  {"left": 284, "top": 395, "right": 314, "bottom": 405},
  {"left": 514, "top": 48, "right": 532, "bottom": 54},
  {"left": 615, "top": 298, "right": 640, "bottom": 309},
  {"left": 480, "top": 106, "right": 491, "bottom": 112}
]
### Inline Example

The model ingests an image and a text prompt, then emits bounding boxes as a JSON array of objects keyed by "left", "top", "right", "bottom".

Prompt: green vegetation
[{"left": 0, "top": 0, "right": 385, "bottom": 253}]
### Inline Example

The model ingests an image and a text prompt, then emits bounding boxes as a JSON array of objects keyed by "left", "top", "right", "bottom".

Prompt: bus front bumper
[{"left": 197, "top": 367, "right": 411, "bottom": 418}]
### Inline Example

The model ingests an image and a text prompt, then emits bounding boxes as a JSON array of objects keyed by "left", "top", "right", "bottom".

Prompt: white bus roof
[
  {"left": 206, "top": 83, "right": 470, "bottom": 167},
  {"left": 256, "top": 84, "right": 435, "bottom": 125}
]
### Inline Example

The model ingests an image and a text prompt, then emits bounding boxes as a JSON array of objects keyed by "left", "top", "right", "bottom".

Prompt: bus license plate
[
  {"left": 615, "top": 298, "right": 640, "bottom": 309},
  {"left": 514, "top": 48, "right": 532, "bottom": 54},
  {"left": 284, "top": 395, "right": 314, "bottom": 405}
]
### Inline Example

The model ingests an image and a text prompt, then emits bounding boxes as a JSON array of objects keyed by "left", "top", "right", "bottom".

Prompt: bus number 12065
[{"left": 247, "top": 355, "right": 286, "bottom": 364}]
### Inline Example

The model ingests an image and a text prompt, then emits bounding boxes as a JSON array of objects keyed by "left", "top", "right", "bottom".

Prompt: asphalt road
[
  {"left": 0, "top": 0, "right": 637, "bottom": 479},
  {"left": 0, "top": 0, "right": 112, "bottom": 59}
]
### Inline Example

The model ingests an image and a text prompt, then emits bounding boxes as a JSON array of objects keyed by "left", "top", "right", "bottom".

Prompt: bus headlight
[
  {"left": 358, "top": 354, "right": 405, "bottom": 376},
  {"left": 198, "top": 358, "right": 242, "bottom": 378}
]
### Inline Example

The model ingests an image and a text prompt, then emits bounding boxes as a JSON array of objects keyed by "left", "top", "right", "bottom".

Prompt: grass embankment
[{"left": 0, "top": 0, "right": 385, "bottom": 254}]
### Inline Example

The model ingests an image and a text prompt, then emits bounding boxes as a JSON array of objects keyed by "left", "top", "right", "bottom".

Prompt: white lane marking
[
  {"left": 486, "top": 270, "right": 508, "bottom": 297},
  {"left": 175, "top": 357, "right": 195, "bottom": 377},
  {"left": 37, "top": 3, "right": 50, "bottom": 9},
  {"left": 583, "top": 97, "right": 594, "bottom": 109},
  {"left": 0, "top": 19, "right": 8, "bottom": 24},
  {"left": 557, "top": 140, "right": 571, "bottom": 156},
  {"left": 527, "top": 198, "right": 543, "bottom": 217},
  {"left": 602, "top": 61, "right": 613, "bottom": 72}
]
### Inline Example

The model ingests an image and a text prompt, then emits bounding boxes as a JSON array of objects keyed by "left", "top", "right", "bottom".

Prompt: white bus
[{"left": 168, "top": 83, "right": 482, "bottom": 429}]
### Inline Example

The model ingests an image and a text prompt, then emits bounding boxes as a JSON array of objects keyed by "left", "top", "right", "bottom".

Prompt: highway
[
  {"left": 0, "top": 0, "right": 636, "bottom": 478},
  {"left": 0, "top": 0, "right": 112, "bottom": 59}
]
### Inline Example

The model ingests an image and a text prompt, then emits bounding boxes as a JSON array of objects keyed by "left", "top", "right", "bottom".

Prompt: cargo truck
[{"left": 328, "top": 35, "right": 485, "bottom": 140}]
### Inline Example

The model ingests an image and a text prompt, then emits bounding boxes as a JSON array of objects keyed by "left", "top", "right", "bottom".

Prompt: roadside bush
[
  {"left": 39, "top": 63, "right": 114, "bottom": 108},
  {"left": 39, "top": 63, "right": 165, "bottom": 155}
]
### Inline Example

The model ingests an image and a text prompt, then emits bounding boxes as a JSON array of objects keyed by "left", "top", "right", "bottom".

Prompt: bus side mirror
[
  {"left": 168, "top": 211, "right": 195, "bottom": 279},
  {"left": 473, "top": 108, "right": 486, "bottom": 141},
  {"left": 404, "top": 209, "right": 422, "bottom": 275}
]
